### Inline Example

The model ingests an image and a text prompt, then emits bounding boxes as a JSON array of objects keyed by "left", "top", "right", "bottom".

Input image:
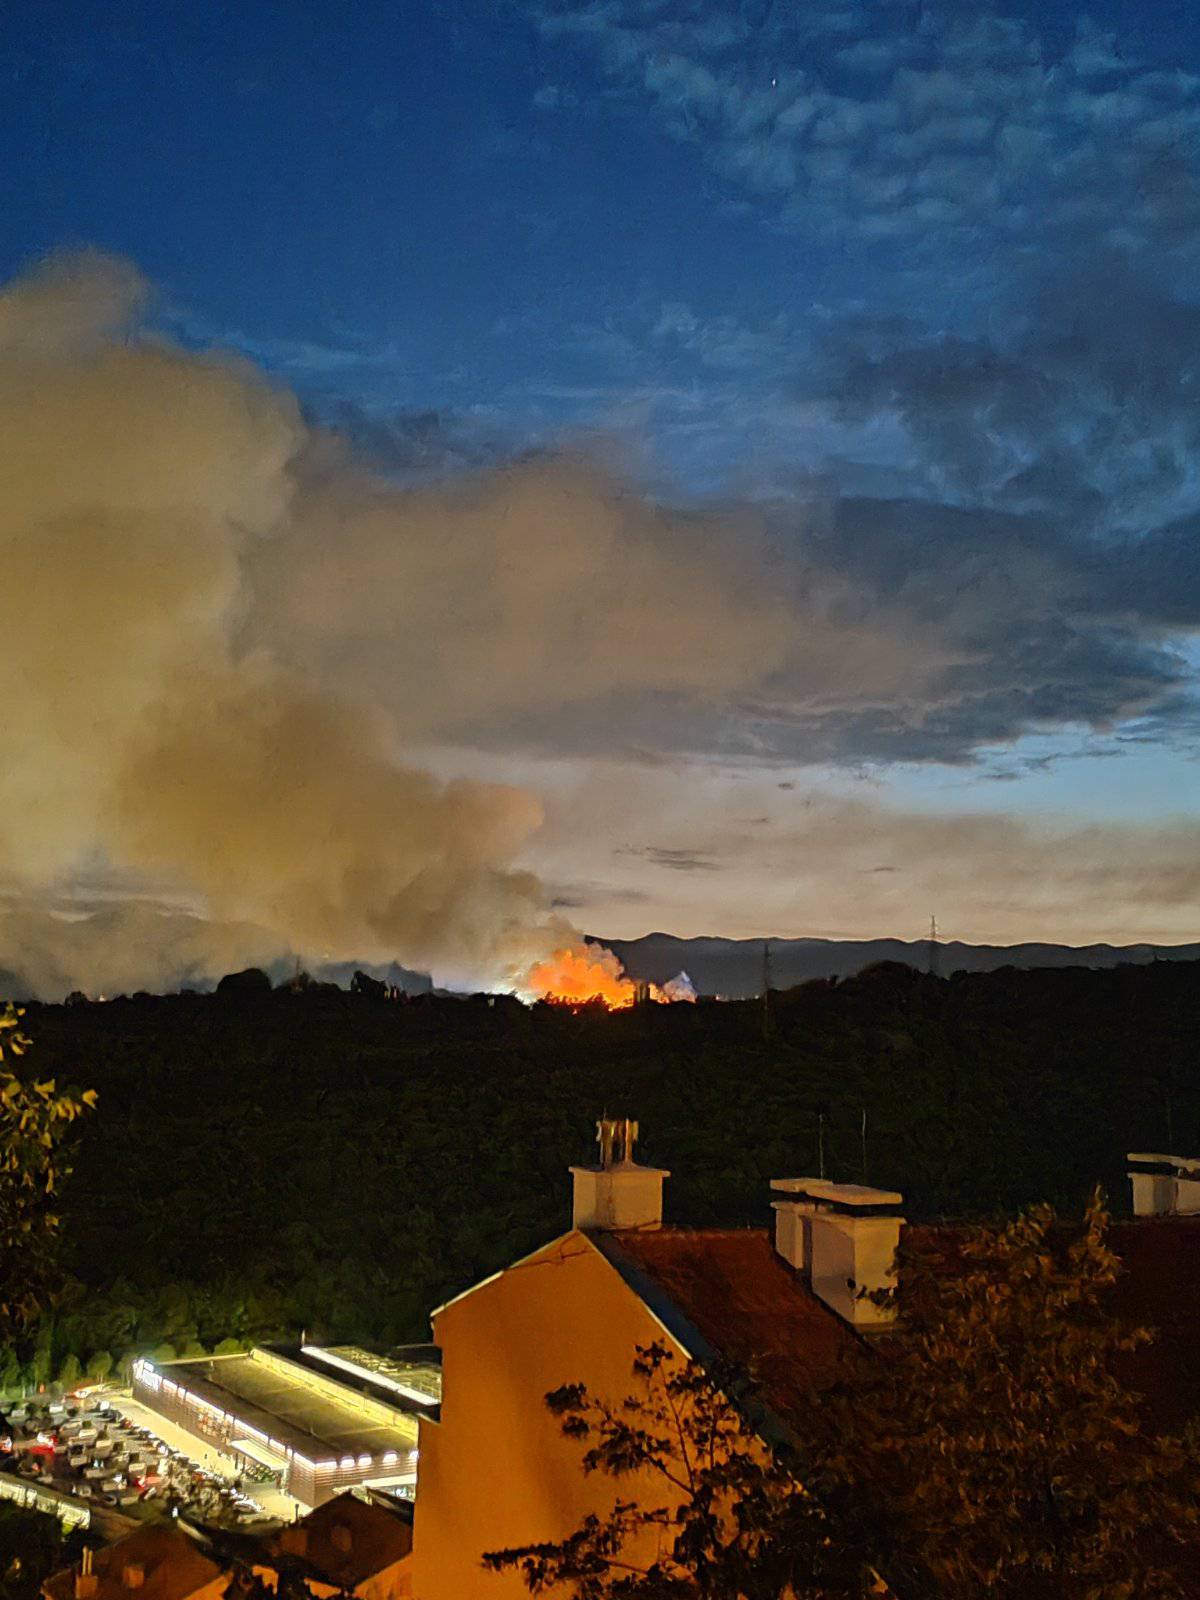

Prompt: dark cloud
[
  {"left": 305, "top": 402, "right": 506, "bottom": 481},
  {"left": 621, "top": 846, "right": 725, "bottom": 873}
]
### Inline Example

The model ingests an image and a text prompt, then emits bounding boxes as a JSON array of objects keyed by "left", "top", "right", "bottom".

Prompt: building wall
[
  {"left": 410, "top": 1232, "right": 689, "bottom": 1600},
  {"left": 252, "top": 1557, "right": 412, "bottom": 1600}
]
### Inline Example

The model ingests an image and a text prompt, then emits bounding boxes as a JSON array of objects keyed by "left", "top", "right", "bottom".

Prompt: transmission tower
[{"left": 927, "top": 914, "right": 940, "bottom": 978}]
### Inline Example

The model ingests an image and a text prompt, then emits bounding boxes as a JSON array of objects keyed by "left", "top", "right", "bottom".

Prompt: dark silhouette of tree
[
  {"left": 215, "top": 968, "right": 272, "bottom": 997},
  {"left": 484, "top": 1342, "right": 870, "bottom": 1599},
  {"left": 812, "top": 1192, "right": 1200, "bottom": 1600},
  {"left": 0, "top": 1506, "right": 83, "bottom": 1600},
  {"left": 0, "top": 1004, "right": 96, "bottom": 1343}
]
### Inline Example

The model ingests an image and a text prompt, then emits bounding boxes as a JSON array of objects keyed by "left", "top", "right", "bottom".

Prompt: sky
[{"left": 2, "top": 0, "right": 1200, "bottom": 989}]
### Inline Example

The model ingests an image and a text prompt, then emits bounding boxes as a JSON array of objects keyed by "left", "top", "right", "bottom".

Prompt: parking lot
[{"left": 0, "top": 1392, "right": 292, "bottom": 1528}]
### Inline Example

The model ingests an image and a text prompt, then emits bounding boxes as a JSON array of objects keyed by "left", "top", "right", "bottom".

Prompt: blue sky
[{"left": 4, "top": 0, "right": 1200, "bottom": 962}]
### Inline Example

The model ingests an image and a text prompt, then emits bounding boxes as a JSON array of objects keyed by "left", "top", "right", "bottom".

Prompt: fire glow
[{"left": 520, "top": 942, "right": 695, "bottom": 1010}]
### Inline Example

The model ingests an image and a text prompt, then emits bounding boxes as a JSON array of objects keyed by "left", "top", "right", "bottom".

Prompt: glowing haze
[{"left": 0, "top": 252, "right": 920, "bottom": 997}]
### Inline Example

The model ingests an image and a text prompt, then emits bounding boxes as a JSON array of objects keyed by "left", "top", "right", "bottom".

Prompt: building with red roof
[{"left": 409, "top": 1120, "right": 1200, "bottom": 1599}]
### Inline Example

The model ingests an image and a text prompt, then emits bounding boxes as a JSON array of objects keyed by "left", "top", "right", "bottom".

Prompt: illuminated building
[
  {"left": 409, "top": 1123, "right": 1200, "bottom": 1598},
  {"left": 131, "top": 1345, "right": 438, "bottom": 1508}
]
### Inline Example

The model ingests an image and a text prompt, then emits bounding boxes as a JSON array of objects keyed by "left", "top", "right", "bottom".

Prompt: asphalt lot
[{"left": 1, "top": 1390, "right": 295, "bottom": 1528}]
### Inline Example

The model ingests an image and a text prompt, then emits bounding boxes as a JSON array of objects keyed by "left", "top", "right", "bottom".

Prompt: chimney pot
[
  {"left": 571, "top": 1118, "right": 669, "bottom": 1230},
  {"left": 1128, "top": 1152, "right": 1200, "bottom": 1216},
  {"left": 771, "top": 1178, "right": 904, "bottom": 1329}
]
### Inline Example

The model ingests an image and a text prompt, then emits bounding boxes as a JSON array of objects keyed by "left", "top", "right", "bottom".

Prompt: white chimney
[
  {"left": 1128, "top": 1152, "right": 1200, "bottom": 1216},
  {"left": 772, "top": 1178, "right": 904, "bottom": 1330},
  {"left": 571, "top": 1118, "right": 669, "bottom": 1231}
]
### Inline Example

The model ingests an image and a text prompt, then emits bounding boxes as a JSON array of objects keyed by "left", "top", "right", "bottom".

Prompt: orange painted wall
[
  {"left": 410, "top": 1232, "right": 689, "bottom": 1600},
  {"left": 253, "top": 1560, "right": 411, "bottom": 1600}
]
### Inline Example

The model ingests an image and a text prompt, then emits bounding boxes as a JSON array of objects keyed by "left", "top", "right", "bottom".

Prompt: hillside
[
  {"left": 606, "top": 933, "right": 1200, "bottom": 997},
  {"left": 4, "top": 958, "right": 1197, "bottom": 1385}
]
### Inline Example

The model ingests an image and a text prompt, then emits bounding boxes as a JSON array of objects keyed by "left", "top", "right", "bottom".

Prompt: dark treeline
[{"left": 11, "top": 958, "right": 1199, "bottom": 1383}]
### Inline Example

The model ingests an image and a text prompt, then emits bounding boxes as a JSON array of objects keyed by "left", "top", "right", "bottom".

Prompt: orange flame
[{"left": 520, "top": 942, "right": 695, "bottom": 1010}]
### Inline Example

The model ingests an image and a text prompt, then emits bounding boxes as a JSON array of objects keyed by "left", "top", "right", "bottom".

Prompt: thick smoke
[{"left": 0, "top": 251, "right": 914, "bottom": 997}]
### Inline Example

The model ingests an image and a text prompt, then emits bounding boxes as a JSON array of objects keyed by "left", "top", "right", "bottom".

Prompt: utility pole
[{"left": 927, "top": 914, "right": 940, "bottom": 978}]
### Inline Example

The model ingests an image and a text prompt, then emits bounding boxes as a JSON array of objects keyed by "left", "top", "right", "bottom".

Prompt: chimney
[
  {"left": 1128, "top": 1152, "right": 1200, "bottom": 1216},
  {"left": 122, "top": 1566, "right": 144, "bottom": 1592},
  {"left": 771, "top": 1178, "right": 904, "bottom": 1330},
  {"left": 570, "top": 1118, "right": 669, "bottom": 1231},
  {"left": 75, "top": 1549, "right": 98, "bottom": 1600}
]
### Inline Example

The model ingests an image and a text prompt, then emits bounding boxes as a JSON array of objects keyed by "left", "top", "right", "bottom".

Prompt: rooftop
[
  {"left": 262, "top": 1491, "right": 413, "bottom": 1588},
  {"left": 600, "top": 1228, "right": 860, "bottom": 1437},
  {"left": 43, "top": 1525, "right": 223, "bottom": 1600},
  {"left": 294, "top": 1344, "right": 441, "bottom": 1414},
  {"left": 150, "top": 1349, "right": 418, "bottom": 1466},
  {"left": 601, "top": 1217, "right": 1200, "bottom": 1439}
]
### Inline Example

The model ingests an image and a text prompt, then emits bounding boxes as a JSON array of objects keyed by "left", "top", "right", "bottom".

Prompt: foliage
[
  {"left": 0, "top": 960, "right": 1197, "bottom": 1382},
  {"left": 811, "top": 1192, "right": 1200, "bottom": 1599},
  {"left": 85, "top": 1349, "right": 112, "bottom": 1381},
  {"left": 0, "top": 1505, "right": 83, "bottom": 1600},
  {"left": 484, "top": 1342, "right": 869, "bottom": 1600},
  {"left": 0, "top": 1005, "right": 96, "bottom": 1344},
  {"left": 490, "top": 1197, "right": 1200, "bottom": 1600}
]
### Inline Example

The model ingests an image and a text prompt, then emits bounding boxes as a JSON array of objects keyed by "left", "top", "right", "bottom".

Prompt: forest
[{"left": 6, "top": 957, "right": 1199, "bottom": 1387}]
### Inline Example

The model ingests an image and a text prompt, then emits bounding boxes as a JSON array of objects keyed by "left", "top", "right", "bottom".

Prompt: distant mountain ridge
[{"left": 602, "top": 932, "right": 1200, "bottom": 999}]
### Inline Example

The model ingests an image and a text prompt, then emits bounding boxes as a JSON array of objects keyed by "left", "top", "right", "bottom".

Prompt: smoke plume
[{"left": 1, "top": 251, "right": 914, "bottom": 997}]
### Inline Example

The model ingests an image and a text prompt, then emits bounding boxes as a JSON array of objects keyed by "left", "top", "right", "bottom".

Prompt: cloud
[
  {"left": 525, "top": 759, "right": 1200, "bottom": 946},
  {"left": 531, "top": 1, "right": 1200, "bottom": 262},
  {"left": 625, "top": 846, "right": 724, "bottom": 872}
]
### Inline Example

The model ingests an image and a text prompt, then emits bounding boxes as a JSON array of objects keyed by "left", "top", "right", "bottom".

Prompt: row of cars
[{"left": 1, "top": 1395, "right": 272, "bottom": 1526}]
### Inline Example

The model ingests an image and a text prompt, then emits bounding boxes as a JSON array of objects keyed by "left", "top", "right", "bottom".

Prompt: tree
[
  {"left": 814, "top": 1191, "right": 1200, "bottom": 1600},
  {"left": 56, "top": 1352, "right": 82, "bottom": 1390},
  {"left": 483, "top": 1342, "right": 870, "bottom": 1599},
  {"left": 216, "top": 967, "right": 271, "bottom": 997},
  {"left": 0, "top": 1005, "right": 97, "bottom": 1344},
  {"left": 488, "top": 1197, "right": 1199, "bottom": 1600},
  {"left": 0, "top": 1505, "right": 82, "bottom": 1600},
  {"left": 85, "top": 1349, "right": 113, "bottom": 1382}
]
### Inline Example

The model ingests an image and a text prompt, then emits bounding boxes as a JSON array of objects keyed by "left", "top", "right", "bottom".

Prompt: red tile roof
[
  {"left": 603, "top": 1217, "right": 1200, "bottom": 1439},
  {"left": 601, "top": 1228, "right": 862, "bottom": 1436},
  {"left": 1108, "top": 1216, "right": 1200, "bottom": 1433}
]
